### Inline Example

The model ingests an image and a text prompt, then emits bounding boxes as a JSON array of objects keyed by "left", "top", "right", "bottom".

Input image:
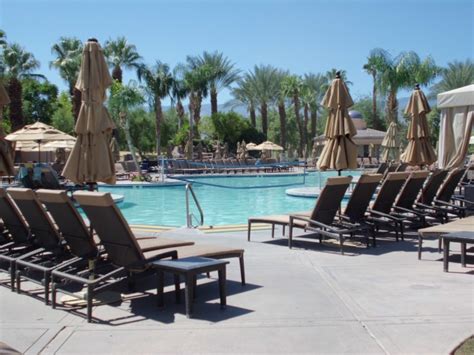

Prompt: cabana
[{"left": 437, "top": 84, "right": 474, "bottom": 168}]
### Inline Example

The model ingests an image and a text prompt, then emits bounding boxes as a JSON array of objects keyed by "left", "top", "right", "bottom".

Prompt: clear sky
[{"left": 1, "top": 0, "right": 473, "bottom": 105}]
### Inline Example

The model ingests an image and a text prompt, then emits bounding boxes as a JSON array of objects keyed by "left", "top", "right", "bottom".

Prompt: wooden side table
[
  {"left": 152, "top": 257, "right": 229, "bottom": 318},
  {"left": 441, "top": 232, "right": 474, "bottom": 272}
]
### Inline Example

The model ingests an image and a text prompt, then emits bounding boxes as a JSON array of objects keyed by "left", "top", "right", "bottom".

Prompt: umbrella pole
[{"left": 38, "top": 141, "right": 41, "bottom": 163}]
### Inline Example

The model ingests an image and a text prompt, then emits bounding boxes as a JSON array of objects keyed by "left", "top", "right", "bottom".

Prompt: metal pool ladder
[{"left": 185, "top": 183, "right": 204, "bottom": 228}]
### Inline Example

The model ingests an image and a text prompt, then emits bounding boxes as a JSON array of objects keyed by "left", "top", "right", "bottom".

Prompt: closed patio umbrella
[
  {"left": 62, "top": 38, "right": 116, "bottom": 186},
  {"left": 381, "top": 121, "right": 400, "bottom": 162},
  {"left": 317, "top": 72, "right": 358, "bottom": 171},
  {"left": 401, "top": 85, "right": 436, "bottom": 167},
  {"left": 0, "top": 81, "right": 14, "bottom": 177},
  {"left": 109, "top": 136, "right": 120, "bottom": 163}
]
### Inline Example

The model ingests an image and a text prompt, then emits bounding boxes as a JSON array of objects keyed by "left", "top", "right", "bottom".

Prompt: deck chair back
[
  {"left": 344, "top": 174, "right": 382, "bottom": 222},
  {"left": 0, "top": 188, "right": 30, "bottom": 243},
  {"left": 395, "top": 171, "right": 430, "bottom": 209},
  {"left": 436, "top": 168, "right": 466, "bottom": 203},
  {"left": 74, "top": 191, "right": 146, "bottom": 269},
  {"left": 8, "top": 188, "right": 62, "bottom": 251},
  {"left": 372, "top": 172, "right": 409, "bottom": 214},
  {"left": 309, "top": 176, "right": 352, "bottom": 226},
  {"left": 36, "top": 189, "right": 97, "bottom": 259},
  {"left": 375, "top": 163, "right": 388, "bottom": 175},
  {"left": 417, "top": 169, "right": 448, "bottom": 205}
]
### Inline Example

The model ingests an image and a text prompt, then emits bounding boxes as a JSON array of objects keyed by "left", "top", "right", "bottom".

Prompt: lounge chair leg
[
  {"left": 51, "top": 281, "right": 57, "bottom": 309},
  {"left": 192, "top": 275, "right": 197, "bottom": 299},
  {"left": 400, "top": 223, "right": 405, "bottom": 241},
  {"left": 15, "top": 270, "right": 21, "bottom": 294},
  {"left": 247, "top": 221, "right": 251, "bottom": 242},
  {"left": 44, "top": 271, "right": 50, "bottom": 305},
  {"left": 239, "top": 254, "right": 246, "bottom": 286},
  {"left": 9, "top": 260, "right": 15, "bottom": 291},
  {"left": 87, "top": 285, "right": 93, "bottom": 323},
  {"left": 438, "top": 237, "right": 442, "bottom": 253},
  {"left": 339, "top": 236, "right": 344, "bottom": 255},
  {"left": 271, "top": 224, "right": 275, "bottom": 239},
  {"left": 185, "top": 274, "right": 194, "bottom": 318},
  {"left": 288, "top": 224, "right": 293, "bottom": 249},
  {"left": 395, "top": 227, "right": 399, "bottom": 242},
  {"left": 282, "top": 225, "right": 286, "bottom": 236},
  {"left": 174, "top": 274, "right": 181, "bottom": 304},
  {"left": 418, "top": 235, "right": 423, "bottom": 260},
  {"left": 461, "top": 242, "right": 466, "bottom": 267}
]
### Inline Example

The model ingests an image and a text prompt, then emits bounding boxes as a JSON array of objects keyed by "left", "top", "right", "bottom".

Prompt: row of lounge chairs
[
  {"left": 0, "top": 188, "right": 246, "bottom": 322},
  {"left": 248, "top": 166, "right": 472, "bottom": 254},
  {"left": 167, "top": 159, "right": 294, "bottom": 175}
]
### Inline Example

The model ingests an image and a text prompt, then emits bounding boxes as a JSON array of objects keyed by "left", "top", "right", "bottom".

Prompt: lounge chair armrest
[
  {"left": 289, "top": 215, "right": 330, "bottom": 230},
  {"left": 145, "top": 250, "right": 178, "bottom": 263},
  {"left": 369, "top": 210, "right": 393, "bottom": 219},
  {"left": 434, "top": 199, "right": 466, "bottom": 210},
  {"left": 451, "top": 196, "right": 474, "bottom": 206},
  {"left": 394, "top": 206, "right": 427, "bottom": 216}
]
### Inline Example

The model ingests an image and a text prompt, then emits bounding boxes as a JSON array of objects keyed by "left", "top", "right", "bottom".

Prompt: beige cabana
[
  {"left": 381, "top": 121, "right": 400, "bottom": 162},
  {"left": 437, "top": 84, "right": 474, "bottom": 169},
  {"left": 62, "top": 39, "right": 116, "bottom": 185},
  {"left": 401, "top": 86, "right": 437, "bottom": 166},
  {"left": 317, "top": 73, "right": 357, "bottom": 171}
]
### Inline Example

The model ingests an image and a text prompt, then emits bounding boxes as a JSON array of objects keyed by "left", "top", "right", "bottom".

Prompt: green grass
[{"left": 453, "top": 336, "right": 474, "bottom": 355}]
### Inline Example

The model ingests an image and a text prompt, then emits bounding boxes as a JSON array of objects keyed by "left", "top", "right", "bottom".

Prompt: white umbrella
[{"left": 255, "top": 141, "right": 284, "bottom": 151}]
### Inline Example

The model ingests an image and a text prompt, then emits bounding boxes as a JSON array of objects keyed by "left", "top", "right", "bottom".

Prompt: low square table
[
  {"left": 440, "top": 232, "right": 474, "bottom": 272},
  {"left": 152, "top": 257, "right": 229, "bottom": 318}
]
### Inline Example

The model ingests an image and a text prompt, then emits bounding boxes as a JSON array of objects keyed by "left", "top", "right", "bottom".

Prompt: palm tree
[
  {"left": 2, "top": 43, "right": 43, "bottom": 130},
  {"left": 228, "top": 74, "right": 258, "bottom": 127},
  {"left": 373, "top": 49, "right": 439, "bottom": 123},
  {"left": 325, "top": 68, "right": 352, "bottom": 86},
  {"left": 247, "top": 65, "right": 279, "bottom": 138},
  {"left": 282, "top": 75, "right": 304, "bottom": 156},
  {"left": 104, "top": 36, "right": 142, "bottom": 83},
  {"left": 50, "top": 37, "right": 83, "bottom": 120},
  {"left": 275, "top": 69, "right": 289, "bottom": 149},
  {"left": 137, "top": 61, "right": 174, "bottom": 157},
  {"left": 198, "top": 51, "right": 240, "bottom": 115},
  {"left": 0, "top": 29, "right": 6, "bottom": 48},
  {"left": 303, "top": 73, "right": 327, "bottom": 140},
  {"left": 363, "top": 49, "right": 386, "bottom": 129},
  {"left": 183, "top": 56, "right": 211, "bottom": 137},
  {"left": 171, "top": 66, "right": 188, "bottom": 129},
  {"left": 109, "top": 81, "right": 144, "bottom": 175},
  {"left": 431, "top": 59, "right": 474, "bottom": 94}
]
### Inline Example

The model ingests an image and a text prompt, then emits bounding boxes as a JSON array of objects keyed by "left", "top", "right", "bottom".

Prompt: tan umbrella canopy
[
  {"left": 317, "top": 72, "right": 358, "bottom": 171},
  {"left": 255, "top": 141, "right": 284, "bottom": 151},
  {"left": 5, "top": 121, "right": 75, "bottom": 142},
  {"left": 401, "top": 85, "right": 437, "bottom": 166},
  {"left": 0, "top": 81, "right": 14, "bottom": 176},
  {"left": 62, "top": 38, "right": 116, "bottom": 185},
  {"left": 246, "top": 142, "right": 259, "bottom": 151},
  {"left": 43, "top": 139, "right": 76, "bottom": 150},
  {"left": 381, "top": 121, "right": 400, "bottom": 162}
]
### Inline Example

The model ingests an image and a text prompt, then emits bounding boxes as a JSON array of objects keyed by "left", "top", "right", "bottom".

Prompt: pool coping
[{"left": 131, "top": 223, "right": 271, "bottom": 234}]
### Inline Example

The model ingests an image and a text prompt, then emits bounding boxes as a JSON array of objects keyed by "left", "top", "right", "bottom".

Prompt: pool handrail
[{"left": 185, "top": 183, "right": 204, "bottom": 228}]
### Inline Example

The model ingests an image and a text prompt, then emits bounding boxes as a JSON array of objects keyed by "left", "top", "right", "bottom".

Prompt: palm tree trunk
[
  {"left": 176, "top": 99, "right": 185, "bottom": 129},
  {"left": 73, "top": 87, "right": 82, "bottom": 123},
  {"left": 193, "top": 92, "right": 202, "bottom": 137},
  {"left": 210, "top": 88, "right": 218, "bottom": 115},
  {"left": 303, "top": 104, "right": 309, "bottom": 156},
  {"left": 293, "top": 94, "right": 303, "bottom": 157},
  {"left": 310, "top": 109, "right": 317, "bottom": 139},
  {"left": 112, "top": 65, "right": 122, "bottom": 83},
  {"left": 371, "top": 72, "right": 377, "bottom": 126},
  {"left": 120, "top": 112, "right": 141, "bottom": 177},
  {"left": 260, "top": 102, "right": 268, "bottom": 139},
  {"left": 7, "top": 77, "right": 24, "bottom": 131},
  {"left": 155, "top": 97, "right": 163, "bottom": 157},
  {"left": 387, "top": 91, "right": 398, "bottom": 123},
  {"left": 249, "top": 103, "right": 256, "bottom": 127},
  {"left": 278, "top": 101, "right": 287, "bottom": 149}
]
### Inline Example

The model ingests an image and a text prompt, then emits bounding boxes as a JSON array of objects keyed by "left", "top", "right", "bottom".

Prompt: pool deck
[{"left": 1, "top": 227, "right": 473, "bottom": 354}]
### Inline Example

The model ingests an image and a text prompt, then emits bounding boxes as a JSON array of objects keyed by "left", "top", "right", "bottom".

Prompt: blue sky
[{"left": 1, "top": 0, "right": 473, "bottom": 105}]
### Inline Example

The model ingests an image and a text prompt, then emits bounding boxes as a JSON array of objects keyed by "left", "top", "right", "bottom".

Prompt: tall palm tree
[
  {"left": 50, "top": 37, "right": 83, "bottom": 120},
  {"left": 198, "top": 51, "right": 240, "bottom": 115},
  {"left": 0, "top": 29, "right": 6, "bottom": 48},
  {"left": 171, "top": 66, "right": 188, "bottom": 129},
  {"left": 303, "top": 73, "right": 327, "bottom": 140},
  {"left": 228, "top": 74, "right": 258, "bottom": 127},
  {"left": 282, "top": 75, "right": 304, "bottom": 156},
  {"left": 374, "top": 50, "right": 439, "bottom": 123},
  {"left": 109, "top": 81, "right": 144, "bottom": 175},
  {"left": 363, "top": 49, "right": 386, "bottom": 129},
  {"left": 275, "top": 69, "right": 289, "bottom": 149},
  {"left": 325, "top": 68, "right": 352, "bottom": 86},
  {"left": 183, "top": 56, "right": 211, "bottom": 136},
  {"left": 137, "top": 61, "right": 174, "bottom": 157},
  {"left": 2, "top": 43, "right": 43, "bottom": 131},
  {"left": 104, "top": 36, "right": 142, "bottom": 83},
  {"left": 247, "top": 65, "right": 279, "bottom": 138},
  {"left": 431, "top": 59, "right": 474, "bottom": 94}
]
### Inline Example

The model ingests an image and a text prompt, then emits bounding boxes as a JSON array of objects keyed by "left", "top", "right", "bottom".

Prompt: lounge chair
[
  {"left": 74, "top": 191, "right": 246, "bottom": 283},
  {"left": 366, "top": 172, "right": 410, "bottom": 242},
  {"left": 115, "top": 163, "right": 131, "bottom": 180},
  {"left": 0, "top": 188, "right": 40, "bottom": 290}
]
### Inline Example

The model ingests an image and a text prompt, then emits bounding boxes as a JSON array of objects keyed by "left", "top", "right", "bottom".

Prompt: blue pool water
[{"left": 99, "top": 171, "right": 360, "bottom": 227}]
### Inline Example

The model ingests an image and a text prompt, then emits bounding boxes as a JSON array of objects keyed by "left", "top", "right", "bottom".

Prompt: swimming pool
[{"left": 99, "top": 171, "right": 360, "bottom": 227}]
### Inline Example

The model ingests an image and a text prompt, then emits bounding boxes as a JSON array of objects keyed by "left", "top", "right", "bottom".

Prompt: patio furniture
[
  {"left": 154, "top": 256, "right": 229, "bottom": 318},
  {"left": 440, "top": 232, "right": 474, "bottom": 272}
]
